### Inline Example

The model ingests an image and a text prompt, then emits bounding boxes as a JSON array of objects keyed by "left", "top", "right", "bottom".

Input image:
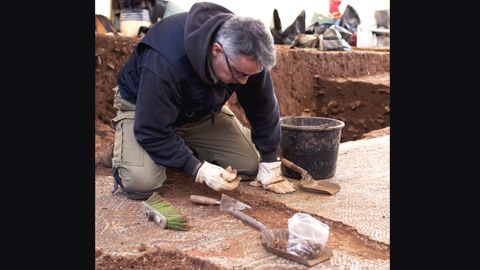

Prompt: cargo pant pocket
[{"left": 112, "top": 112, "right": 144, "bottom": 167}]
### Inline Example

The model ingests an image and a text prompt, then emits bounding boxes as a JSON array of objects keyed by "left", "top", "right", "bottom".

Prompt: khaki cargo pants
[{"left": 111, "top": 86, "right": 259, "bottom": 193}]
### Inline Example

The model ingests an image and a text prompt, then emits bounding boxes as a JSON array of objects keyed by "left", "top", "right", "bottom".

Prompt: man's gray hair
[{"left": 215, "top": 16, "right": 276, "bottom": 70}]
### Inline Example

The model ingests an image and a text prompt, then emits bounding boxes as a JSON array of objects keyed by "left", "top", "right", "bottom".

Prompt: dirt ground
[
  {"left": 96, "top": 247, "right": 223, "bottom": 270},
  {"left": 95, "top": 164, "right": 389, "bottom": 269},
  {"left": 95, "top": 33, "right": 390, "bottom": 269},
  {"left": 226, "top": 46, "right": 390, "bottom": 142}
]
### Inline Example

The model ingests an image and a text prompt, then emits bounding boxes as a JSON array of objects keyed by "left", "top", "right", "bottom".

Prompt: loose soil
[
  {"left": 95, "top": 33, "right": 390, "bottom": 268},
  {"left": 95, "top": 246, "right": 223, "bottom": 270}
]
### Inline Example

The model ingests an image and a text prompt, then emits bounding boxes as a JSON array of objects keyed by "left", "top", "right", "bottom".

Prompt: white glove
[
  {"left": 254, "top": 161, "right": 296, "bottom": 194},
  {"left": 256, "top": 161, "right": 284, "bottom": 185},
  {"left": 195, "top": 161, "right": 241, "bottom": 191}
]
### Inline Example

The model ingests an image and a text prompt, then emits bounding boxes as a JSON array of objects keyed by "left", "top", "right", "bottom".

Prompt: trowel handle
[
  {"left": 229, "top": 208, "right": 268, "bottom": 231},
  {"left": 281, "top": 158, "right": 308, "bottom": 175},
  {"left": 190, "top": 195, "right": 220, "bottom": 205}
]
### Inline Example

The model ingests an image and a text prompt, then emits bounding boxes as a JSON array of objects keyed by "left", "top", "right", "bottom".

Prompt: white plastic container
[
  {"left": 119, "top": 8, "right": 151, "bottom": 37},
  {"left": 355, "top": 23, "right": 374, "bottom": 48}
]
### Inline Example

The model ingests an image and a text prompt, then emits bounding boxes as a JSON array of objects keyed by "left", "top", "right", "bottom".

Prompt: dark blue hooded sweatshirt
[{"left": 117, "top": 2, "right": 281, "bottom": 176}]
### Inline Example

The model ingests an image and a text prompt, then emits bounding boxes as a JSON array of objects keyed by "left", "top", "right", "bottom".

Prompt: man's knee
[{"left": 116, "top": 165, "right": 167, "bottom": 192}]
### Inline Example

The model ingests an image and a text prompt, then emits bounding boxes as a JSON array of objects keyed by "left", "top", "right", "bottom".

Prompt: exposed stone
[
  {"left": 376, "top": 114, "right": 385, "bottom": 124},
  {"left": 95, "top": 47, "right": 106, "bottom": 56},
  {"left": 358, "top": 118, "right": 367, "bottom": 129},
  {"left": 327, "top": 100, "right": 338, "bottom": 109},
  {"left": 347, "top": 125, "right": 360, "bottom": 133},
  {"left": 377, "top": 88, "right": 390, "bottom": 94},
  {"left": 327, "top": 100, "right": 341, "bottom": 114},
  {"left": 349, "top": 100, "right": 363, "bottom": 110},
  {"left": 301, "top": 108, "right": 313, "bottom": 117}
]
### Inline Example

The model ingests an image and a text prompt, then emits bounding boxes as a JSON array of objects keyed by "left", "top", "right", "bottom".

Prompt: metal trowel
[
  {"left": 190, "top": 194, "right": 251, "bottom": 211},
  {"left": 190, "top": 194, "right": 332, "bottom": 266},
  {"left": 191, "top": 194, "right": 271, "bottom": 232},
  {"left": 281, "top": 158, "right": 341, "bottom": 195}
]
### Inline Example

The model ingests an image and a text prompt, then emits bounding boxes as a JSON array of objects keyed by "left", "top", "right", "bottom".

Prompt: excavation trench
[{"left": 95, "top": 35, "right": 389, "bottom": 149}]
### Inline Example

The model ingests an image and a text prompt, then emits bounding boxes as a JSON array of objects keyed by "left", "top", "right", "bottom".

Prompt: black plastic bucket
[{"left": 279, "top": 116, "right": 345, "bottom": 179}]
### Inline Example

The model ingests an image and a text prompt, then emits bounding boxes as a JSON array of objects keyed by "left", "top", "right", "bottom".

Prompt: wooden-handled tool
[
  {"left": 228, "top": 208, "right": 269, "bottom": 231},
  {"left": 189, "top": 194, "right": 334, "bottom": 265},
  {"left": 189, "top": 195, "right": 220, "bottom": 205},
  {"left": 281, "top": 158, "right": 341, "bottom": 195},
  {"left": 189, "top": 194, "right": 251, "bottom": 211},
  {"left": 190, "top": 194, "right": 268, "bottom": 231},
  {"left": 281, "top": 158, "right": 312, "bottom": 181}
]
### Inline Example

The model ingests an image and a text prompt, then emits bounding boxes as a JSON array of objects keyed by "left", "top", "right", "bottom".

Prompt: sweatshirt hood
[{"left": 184, "top": 2, "right": 234, "bottom": 84}]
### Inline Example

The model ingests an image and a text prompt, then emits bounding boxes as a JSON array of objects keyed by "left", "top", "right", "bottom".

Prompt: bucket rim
[{"left": 280, "top": 116, "right": 345, "bottom": 131}]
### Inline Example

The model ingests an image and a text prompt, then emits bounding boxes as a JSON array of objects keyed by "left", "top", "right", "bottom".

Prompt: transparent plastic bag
[{"left": 286, "top": 213, "right": 329, "bottom": 259}]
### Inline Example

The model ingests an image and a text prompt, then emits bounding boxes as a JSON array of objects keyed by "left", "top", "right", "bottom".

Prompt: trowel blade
[
  {"left": 219, "top": 194, "right": 251, "bottom": 212},
  {"left": 301, "top": 180, "right": 340, "bottom": 195}
]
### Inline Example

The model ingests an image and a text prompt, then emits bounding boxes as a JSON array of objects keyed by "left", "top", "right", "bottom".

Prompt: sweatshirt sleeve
[
  {"left": 235, "top": 70, "right": 281, "bottom": 162},
  {"left": 133, "top": 66, "right": 201, "bottom": 175}
]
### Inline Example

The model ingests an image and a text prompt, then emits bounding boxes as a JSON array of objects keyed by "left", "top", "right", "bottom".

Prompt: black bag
[
  {"left": 150, "top": 0, "right": 169, "bottom": 23},
  {"left": 320, "top": 26, "right": 351, "bottom": 51},
  {"left": 339, "top": 5, "right": 361, "bottom": 34},
  {"left": 305, "top": 22, "right": 333, "bottom": 35},
  {"left": 270, "top": 9, "right": 306, "bottom": 45},
  {"left": 330, "top": 25, "right": 352, "bottom": 42}
]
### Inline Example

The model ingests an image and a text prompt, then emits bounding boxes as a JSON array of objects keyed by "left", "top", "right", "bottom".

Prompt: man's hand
[
  {"left": 254, "top": 161, "right": 296, "bottom": 194},
  {"left": 195, "top": 161, "right": 241, "bottom": 191}
]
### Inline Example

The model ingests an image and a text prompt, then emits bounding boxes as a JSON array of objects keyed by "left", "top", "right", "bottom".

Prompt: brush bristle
[{"left": 146, "top": 194, "right": 188, "bottom": 231}]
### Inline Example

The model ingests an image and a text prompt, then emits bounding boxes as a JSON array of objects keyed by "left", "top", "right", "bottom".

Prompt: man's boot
[{"left": 100, "top": 142, "right": 114, "bottom": 168}]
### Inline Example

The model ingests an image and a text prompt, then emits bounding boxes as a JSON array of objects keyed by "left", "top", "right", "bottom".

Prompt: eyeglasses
[{"left": 217, "top": 42, "right": 263, "bottom": 82}]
